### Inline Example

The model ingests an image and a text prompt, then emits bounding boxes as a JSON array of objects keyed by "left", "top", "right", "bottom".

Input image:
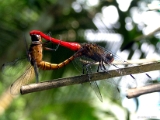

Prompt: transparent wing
[
  {"left": 73, "top": 55, "right": 121, "bottom": 101},
  {"left": 73, "top": 55, "right": 98, "bottom": 74},
  {"left": 1, "top": 57, "right": 28, "bottom": 77},
  {"left": 73, "top": 47, "right": 134, "bottom": 100},
  {"left": 72, "top": 55, "right": 103, "bottom": 101},
  {"left": 102, "top": 46, "right": 152, "bottom": 86},
  {"left": 99, "top": 78, "right": 120, "bottom": 100},
  {"left": 90, "top": 81, "right": 103, "bottom": 102},
  {"left": 10, "top": 65, "right": 35, "bottom": 95}
]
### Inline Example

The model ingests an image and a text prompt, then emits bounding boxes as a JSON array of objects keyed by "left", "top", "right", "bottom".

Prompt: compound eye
[
  {"left": 31, "top": 34, "right": 41, "bottom": 42},
  {"left": 109, "top": 53, "right": 113, "bottom": 57},
  {"left": 109, "top": 53, "right": 114, "bottom": 62},
  {"left": 105, "top": 53, "right": 114, "bottom": 63},
  {"left": 36, "top": 34, "right": 41, "bottom": 39}
]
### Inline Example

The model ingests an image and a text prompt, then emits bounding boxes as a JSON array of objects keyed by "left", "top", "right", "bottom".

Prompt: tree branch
[
  {"left": 127, "top": 83, "right": 160, "bottom": 98},
  {"left": 20, "top": 62, "right": 160, "bottom": 97}
]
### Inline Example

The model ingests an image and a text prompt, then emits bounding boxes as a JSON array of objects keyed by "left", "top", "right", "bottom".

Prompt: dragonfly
[
  {"left": 2, "top": 34, "right": 77, "bottom": 95},
  {"left": 30, "top": 30, "right": 152, "bottom": 101}
]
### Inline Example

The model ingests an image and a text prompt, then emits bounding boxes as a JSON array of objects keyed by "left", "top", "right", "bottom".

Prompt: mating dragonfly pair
[{"left": 2, "top": 30, "right": 151, "bottom": 102}]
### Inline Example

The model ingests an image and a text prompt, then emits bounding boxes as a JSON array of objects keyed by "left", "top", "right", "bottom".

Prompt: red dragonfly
[{"left": 30, "top": 30, "right": 81, "bottom": 51}]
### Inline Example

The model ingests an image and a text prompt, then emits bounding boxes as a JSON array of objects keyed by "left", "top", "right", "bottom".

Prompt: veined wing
[
  {"left": 73, "top": 55, "right": 119, "bottom": 101},
  {"left": 100, "top": 78, "right": 120, "bottom": 100},
  {"left": 90, "top": 81, "right": 103, "bottom": 102},
  {"left": 73, "top": 55, "right": 98, "bottom": 74},
  {"left": 10, "top": 65, "right": 35, "bottom": 95},
  {"left": 102, "top": 46, "right": 152, "bottom": 86},
  {"left": 1, "top": 57, "right": 29, "bottom": 77},
  {"left": 72, "top": 55, "right": 103, "bottom": 101}
]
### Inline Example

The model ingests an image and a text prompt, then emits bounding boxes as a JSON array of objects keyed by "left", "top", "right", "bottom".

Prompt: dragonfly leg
[
  {"left": 97, "top": 61, "right": 112, "bottom": 76},
  {"left": 33, "top": 62, "right": 39, "bottom": 83},
  {"left": 30, "top": 57, "right": 39, "bottom": 83},
  {"left": 97, "top": 61, "right": 104, "bottom": 72},
  {"left": 82, "top": 64, "right": 85, "bottom": 74},
  {"left": 97, "top": 63, "right": 100, "bottom": 72},
  {"left": 43, "top": 47, "right": 58, "bottom": 51},
  {"left": 42, "top": 36, "right": 61, "bottom": 51}
]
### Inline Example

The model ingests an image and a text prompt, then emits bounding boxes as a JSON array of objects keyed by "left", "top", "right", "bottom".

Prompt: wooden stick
[
  {"left": 127, "top": 83, "right": 160, "bottom": 98},
  {"left": 20, "top": 62, "right": 160, "bottom": 95}
]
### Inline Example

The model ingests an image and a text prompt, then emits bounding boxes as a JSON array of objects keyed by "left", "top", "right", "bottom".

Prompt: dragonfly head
[
  {"left": 104, "top": 53, "right": 114, "bottom": 64},
  {"left": 30, "top": 34, "right": 42, "bottom": 44}
]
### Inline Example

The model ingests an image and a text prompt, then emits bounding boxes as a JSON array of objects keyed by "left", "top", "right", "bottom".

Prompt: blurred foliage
[{"left": 0, "top": 0, "right": 159, "bottom": 120}]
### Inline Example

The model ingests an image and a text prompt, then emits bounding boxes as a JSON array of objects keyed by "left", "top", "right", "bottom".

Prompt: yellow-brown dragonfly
[{"left": 2, "top": 34, "right": 75, "bottom": 95}]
